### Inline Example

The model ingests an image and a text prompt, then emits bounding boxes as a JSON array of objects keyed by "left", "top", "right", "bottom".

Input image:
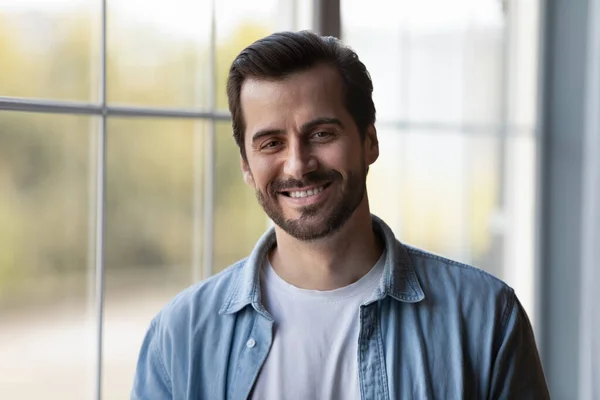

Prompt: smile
[
  {"left": 280, "top": 183, "right": 331, "bottom": 199},
  {"left": 288, "top": 185, "right": 324, "bottom": 198}
]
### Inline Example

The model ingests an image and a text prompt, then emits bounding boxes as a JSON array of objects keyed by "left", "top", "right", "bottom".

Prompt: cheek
[
  {"left": 321, "top": 143, "right": 360, "bottom": 170},
  {"left": 249, "top": 158, "right": 279, "bottom": 190}
]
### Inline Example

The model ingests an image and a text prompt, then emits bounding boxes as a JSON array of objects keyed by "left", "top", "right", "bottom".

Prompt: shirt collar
[{"left": 219, "top": 214, "right": 425, "bottom": 316}]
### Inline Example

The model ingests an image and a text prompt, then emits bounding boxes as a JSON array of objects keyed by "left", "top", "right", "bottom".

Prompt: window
[
  {"left": 0, "top": 0, "right": 307, "bottom": 398},
  {"left": 1, "top": 0, "right": 543, "bottom": 398}
]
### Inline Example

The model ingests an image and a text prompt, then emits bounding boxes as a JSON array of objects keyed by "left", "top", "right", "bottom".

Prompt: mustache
[{"left": 269, "top": 170, "right": 342, "bottom": 193}]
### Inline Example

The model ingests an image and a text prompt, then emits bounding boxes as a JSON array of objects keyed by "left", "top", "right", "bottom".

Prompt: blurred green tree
[{"left": 0, "top": 9, "right": 270, "bottom": 308}]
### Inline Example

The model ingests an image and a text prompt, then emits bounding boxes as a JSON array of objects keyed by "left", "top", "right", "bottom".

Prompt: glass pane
[
  {"left": 214, "top": 0, "right": 280, "bottom": 110},
  {"left": 342, "top": 0, "right": 505, "bottom": 125},
  {"left": 102, "top": 117, "right": 204, "bottom": 398},
  {"left": 368, "top": 128, "right": 536, "bottom": 314},
  {"left": 507, "top": 0, "right": 541, "bottom": 128},
  {"left": 0, "top": 111, "right": 96, "bottom": 400},
  {"left": 107, "top": 0, "right": 212, "bottom": 108},
  {"left": 0, "top": 0, "right": 97, "bottom": 100},
  {"left": 498, "top": 132, "right": 537, "bottom": 318},
  {"left": 369, "top": 129, "right": 497, "bottom": 266},
  {"left": 214, "top": 121, "right": 266, "bottom": 271}
]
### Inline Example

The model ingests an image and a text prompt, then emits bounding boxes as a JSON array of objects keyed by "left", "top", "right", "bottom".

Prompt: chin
[{"left": 281, "top": 226, "right": 333, "bottom": 242}]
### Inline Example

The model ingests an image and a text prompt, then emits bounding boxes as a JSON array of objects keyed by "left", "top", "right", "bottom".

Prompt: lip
[{"left": 278, "top": 182, "right": 332, "bottom": 207}]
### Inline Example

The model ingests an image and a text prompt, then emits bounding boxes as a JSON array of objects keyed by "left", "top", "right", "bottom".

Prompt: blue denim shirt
[{"left": 132, "top": 215, "right": 549, "bottom": 399}]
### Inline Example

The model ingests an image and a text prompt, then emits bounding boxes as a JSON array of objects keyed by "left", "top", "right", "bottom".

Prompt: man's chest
[{"left": 250, "top": 303, "right": 362, "bottom": 400}]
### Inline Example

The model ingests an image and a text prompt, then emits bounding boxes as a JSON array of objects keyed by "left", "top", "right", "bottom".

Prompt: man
[{"left": 132, "top": 31, "right": 549, "bottom": 399}]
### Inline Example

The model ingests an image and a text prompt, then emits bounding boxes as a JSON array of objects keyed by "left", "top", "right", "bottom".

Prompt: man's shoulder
[
  {"left": 153, "top": 258, "right": 248, "bottom": 329},
  {"left": 403, "top": 244, "right": 515, "bottom": 301},
  {"left": 402, "top": 244, "right": 520, "bottom": 334}
]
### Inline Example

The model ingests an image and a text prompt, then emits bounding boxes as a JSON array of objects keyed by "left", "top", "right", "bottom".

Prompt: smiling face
[{"left": 240, "top": 63, "right": 379, "bottom": 241}]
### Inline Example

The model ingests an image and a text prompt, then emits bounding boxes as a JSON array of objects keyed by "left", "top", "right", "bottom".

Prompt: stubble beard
[{"left": 255, "top": 168, "right": 367, "bottom": 241}]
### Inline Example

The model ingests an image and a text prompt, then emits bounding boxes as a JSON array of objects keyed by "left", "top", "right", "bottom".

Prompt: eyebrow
[
  {"left": 300, "top": 117, "right": 344, "bottom": 134},
  {"left": 251, "top": 117, "right": 344, "bottom": 143}
]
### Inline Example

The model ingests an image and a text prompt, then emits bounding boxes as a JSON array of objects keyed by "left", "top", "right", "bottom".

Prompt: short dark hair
[{"left": 226, "top": 30, "right": 376, "bottom": 160}]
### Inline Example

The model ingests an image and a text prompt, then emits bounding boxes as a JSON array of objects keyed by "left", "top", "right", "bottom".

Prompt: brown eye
[
  {"left": 313, "top": 131, "right": 332, "bottom": 140},
  {"left": 262, "top": 140, "right": 282, "bottom": 150}
]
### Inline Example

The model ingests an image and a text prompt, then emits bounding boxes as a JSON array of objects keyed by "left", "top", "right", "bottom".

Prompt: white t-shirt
[{"left": 251, "top": 252, "right": 385, "bottom": 400}]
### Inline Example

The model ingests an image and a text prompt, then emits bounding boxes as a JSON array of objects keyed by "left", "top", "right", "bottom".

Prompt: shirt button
[{"left": 246, "top": 338, "right": 256, "bottom": 348}]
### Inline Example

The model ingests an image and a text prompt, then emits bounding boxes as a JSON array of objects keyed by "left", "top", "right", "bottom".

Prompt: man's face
[{"left": 239, "top": 64, "right": 379, "bottom": 241}]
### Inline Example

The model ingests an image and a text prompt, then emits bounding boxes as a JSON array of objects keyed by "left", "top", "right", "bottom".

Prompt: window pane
[
  {"left": 0, "top": 0, "right": 97, "bottom": 101},
  {"left": 214, "top": 121, "right": 266, "bottom": 271},
  {"left": 497, "top": 132, "right": 537, "bottom": 317},
  {"left": 107, "top": 0, "right": 212, "bottom": 108},
  {"left": 0, "top": 111, "right": 96, "bottom": 400},
  {"left": 369, "top": 129, "right": 499, "bottom": 266},
  {"left": 342, "top": 0, "right": 505, "bottom": 125},
  {"left": 368, "top": 128, "right": 536, "bottom": 315},
  {"left": 102, "top": 117, "right": 204, "bottom": 398},
  {"left": 215, "top": 0, "right": 283, "bottom": 110}
]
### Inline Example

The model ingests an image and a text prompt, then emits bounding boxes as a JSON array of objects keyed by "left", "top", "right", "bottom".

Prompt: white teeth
[{"left": 289, "top": 185, "right": 325, "bottom": 198}]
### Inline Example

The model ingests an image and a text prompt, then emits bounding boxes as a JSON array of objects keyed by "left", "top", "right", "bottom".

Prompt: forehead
[{"left": 240, "top": 64, "right": 347, "bottom": 137}]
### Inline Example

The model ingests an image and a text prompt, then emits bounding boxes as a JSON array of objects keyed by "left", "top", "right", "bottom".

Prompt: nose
[{"left": 283, "top": 139, "right": 318, "bottom": 179}]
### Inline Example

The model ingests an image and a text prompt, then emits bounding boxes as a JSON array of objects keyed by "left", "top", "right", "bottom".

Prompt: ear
[
  {"left": 364, "top": 125, "right": 379, "bottom": 165},
  {"left": 240, "top": 156, "right": 256, "bottom": 188}
]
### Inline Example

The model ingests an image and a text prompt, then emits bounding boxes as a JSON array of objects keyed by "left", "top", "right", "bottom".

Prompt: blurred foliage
[{"left": 0, "top": 9, "right": 270, "bottom": 307}]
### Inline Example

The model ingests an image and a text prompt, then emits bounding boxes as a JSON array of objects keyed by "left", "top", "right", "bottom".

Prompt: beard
[{"left": 255, "top": 167, "right": 367, "bottom": 241}]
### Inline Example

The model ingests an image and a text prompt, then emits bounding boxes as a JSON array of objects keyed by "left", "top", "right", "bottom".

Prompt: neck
[{"left": 269, "top": 203, "right": 383, "bottom": 291}]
